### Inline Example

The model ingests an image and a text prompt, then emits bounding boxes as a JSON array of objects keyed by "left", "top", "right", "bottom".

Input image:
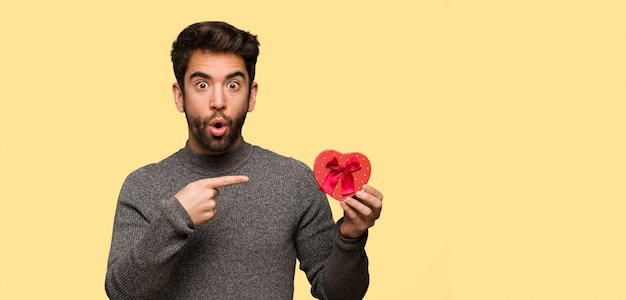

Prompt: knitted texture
[{"left": 105, "top": 141, "right": 369, "bottom": 299}]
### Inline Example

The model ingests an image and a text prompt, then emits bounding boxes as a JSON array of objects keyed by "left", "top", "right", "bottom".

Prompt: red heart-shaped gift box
[{"left": 313, "top": 150, "right": 371, "bottom": 201}]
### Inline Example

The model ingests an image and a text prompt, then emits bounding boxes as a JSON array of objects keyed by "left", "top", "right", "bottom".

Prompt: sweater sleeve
[
  {"left": 295, "top": 172, "right": 370, "bottom": 300},
  {"left": 105, "top": 171, "right": 194, "bottom": 300}
]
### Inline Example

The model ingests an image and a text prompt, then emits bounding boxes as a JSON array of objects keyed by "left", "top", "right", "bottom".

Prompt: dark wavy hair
[{"left": 171, "top": 21, "right": 260, "bottom": 91}]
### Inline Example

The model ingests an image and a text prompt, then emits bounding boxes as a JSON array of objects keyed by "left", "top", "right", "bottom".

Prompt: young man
[{"left": 105, "top": 21, "right": 383, "bottom": 300}]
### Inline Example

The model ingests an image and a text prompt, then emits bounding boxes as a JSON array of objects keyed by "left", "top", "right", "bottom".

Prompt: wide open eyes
[
  {"left": 196, "top": 81, "right": 208, "bottom": 89},
  {"left": 227, "top": 81, "right": 240, "bottom": 90}
]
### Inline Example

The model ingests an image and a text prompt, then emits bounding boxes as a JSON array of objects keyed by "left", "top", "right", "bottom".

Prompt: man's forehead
[
  {"left": 188, "top": 50, "right": 246, "bottom": 67},
  {"left": 186, "top": 51, "right": 248, "bottom": 80}
]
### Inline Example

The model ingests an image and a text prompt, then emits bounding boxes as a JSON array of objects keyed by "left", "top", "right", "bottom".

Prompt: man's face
[{"left": 173, "top": 50, "right": 257, "bottom": 155}]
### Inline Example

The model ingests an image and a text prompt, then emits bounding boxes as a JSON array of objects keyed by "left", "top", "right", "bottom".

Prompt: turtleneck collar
[{"left": 177, "top": 139, "right": 253, "bottom": 176}]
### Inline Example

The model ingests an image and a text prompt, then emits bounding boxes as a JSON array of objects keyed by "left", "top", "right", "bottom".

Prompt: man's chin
[
  {"left": 200, "top": 137, "right": 237, "bottom": 154},
  {"left": 191, "top": 126, "right": 241, "bottom": 154}
]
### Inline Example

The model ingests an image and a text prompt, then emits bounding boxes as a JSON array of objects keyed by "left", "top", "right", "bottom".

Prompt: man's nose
[{"left": 210, "top": 89, "right": 226, "bottom": 111}]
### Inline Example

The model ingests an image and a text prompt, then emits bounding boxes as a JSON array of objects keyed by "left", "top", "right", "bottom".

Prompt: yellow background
[{"left": 1, "top": 0, "right": 625, "bottom": 299}]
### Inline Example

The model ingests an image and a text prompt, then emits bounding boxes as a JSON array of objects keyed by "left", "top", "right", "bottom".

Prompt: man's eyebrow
[
  {"left": 188, "top": 71, "right": 246, "bottom": 82},
  {"left": 226, "top": 71, "right": 247, "bottom": 81},
  {"left": 189, "top": 71, "right": 210, "bottom": 81}
]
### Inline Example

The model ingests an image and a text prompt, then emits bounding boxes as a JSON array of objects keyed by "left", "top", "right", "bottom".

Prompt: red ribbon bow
[{"left": 320, "top": 157, "right": 362, "bottom": 196}]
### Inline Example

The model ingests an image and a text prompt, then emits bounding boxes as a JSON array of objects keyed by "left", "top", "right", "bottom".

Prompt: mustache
[{"left": 204, "top": 112, "right": 232, "bottom": 125}]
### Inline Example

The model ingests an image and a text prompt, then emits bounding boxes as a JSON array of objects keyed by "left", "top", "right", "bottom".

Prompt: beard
[{"left": 186, "top": 108, "right": 248, "bottom": 154}]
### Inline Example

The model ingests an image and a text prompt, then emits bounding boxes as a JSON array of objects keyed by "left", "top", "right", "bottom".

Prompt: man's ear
[
  {"left": 173, "top": 82, "right": 185, "bottom": 113},
  {"left": 248, "top": 82, "right": 258, "bottom": 112}
]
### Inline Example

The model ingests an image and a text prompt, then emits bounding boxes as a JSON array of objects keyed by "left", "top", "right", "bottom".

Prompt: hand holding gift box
[{"left": 313, "top": 149, "right": 382, "bottom": 238}]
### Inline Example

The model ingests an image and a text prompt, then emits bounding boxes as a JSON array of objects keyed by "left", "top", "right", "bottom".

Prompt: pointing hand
[{"left": 175, "top": 175, "right": 249, "bottom": 226}]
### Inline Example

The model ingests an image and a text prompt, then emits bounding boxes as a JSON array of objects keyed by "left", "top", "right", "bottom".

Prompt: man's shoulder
[{"left": 249, "top": 144, "right": 311, "bottom": 171}]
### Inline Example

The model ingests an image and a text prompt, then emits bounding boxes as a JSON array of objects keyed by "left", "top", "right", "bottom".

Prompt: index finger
[
  {"left": 199, "top": 175, "right": 249, "bottom": 188},
  {"left": 362, "top": 184, "right": 383, "bottom": 201}
]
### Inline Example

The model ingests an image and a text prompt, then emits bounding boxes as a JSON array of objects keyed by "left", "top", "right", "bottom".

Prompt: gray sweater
[{"left": 105, "top": 140, "right": 369, "bottom": 299}]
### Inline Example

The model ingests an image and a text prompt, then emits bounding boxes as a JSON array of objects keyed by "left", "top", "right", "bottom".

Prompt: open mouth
[{"left": 209, "top": 118, "right": 228, "bottom": 137}]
